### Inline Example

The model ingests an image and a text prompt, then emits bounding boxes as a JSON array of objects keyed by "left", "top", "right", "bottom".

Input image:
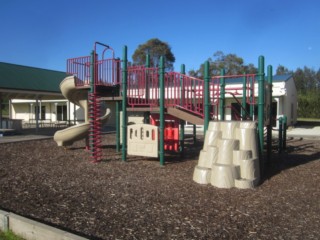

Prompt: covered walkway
[{"left": 0, "top": 62, "right": 66, "bottom": 131}]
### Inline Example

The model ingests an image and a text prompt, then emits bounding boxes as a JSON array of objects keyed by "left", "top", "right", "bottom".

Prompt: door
[{"left": 57, "top": 105, "right": 67, "bottom": 121}]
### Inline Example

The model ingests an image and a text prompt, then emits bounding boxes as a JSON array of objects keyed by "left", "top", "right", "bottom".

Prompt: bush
[{"left": 298, "top": 91, "right": 320, "bottom": 118}]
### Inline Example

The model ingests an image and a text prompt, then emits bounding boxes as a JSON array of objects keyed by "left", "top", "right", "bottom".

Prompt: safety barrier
[
  {"left": 127, "top": 66, "right": 159, "bottom": 107},
  {"left": 126, "top": 68, "right": 256, "bottom": 121},
  {"left": 67, "top": 56, "right": 120, "bottom": 87},
  {"left": 67, "top": 54, "right": 257, "bottom": 123},
  {"left": 127, "top": 124, "right": 158, "bottom": 157},
  {"left": 67, "top": 56, "right": 91, "bottom": 85},
  {"left": 164, "top": 72, "right": 205, "bottom": 117}
]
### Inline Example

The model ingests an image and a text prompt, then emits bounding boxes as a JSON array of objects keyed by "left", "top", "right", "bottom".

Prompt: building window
[{"left": 57, "top": 105, "right": 67, "bottom": 121}]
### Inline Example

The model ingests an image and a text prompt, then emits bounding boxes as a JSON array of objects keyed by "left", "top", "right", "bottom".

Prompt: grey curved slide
[{"left": 54, "top": 76, "right": 111, "bottom": 147}]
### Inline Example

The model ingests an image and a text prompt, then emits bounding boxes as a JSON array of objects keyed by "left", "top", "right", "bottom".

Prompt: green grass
[{"left": 0, "top": 230, "right": 24, "bottom": 240}]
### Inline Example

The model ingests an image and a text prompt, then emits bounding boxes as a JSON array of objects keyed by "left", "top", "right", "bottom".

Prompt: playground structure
[{"left": 54, "top": 42, "right": 285, "bottom": 187}]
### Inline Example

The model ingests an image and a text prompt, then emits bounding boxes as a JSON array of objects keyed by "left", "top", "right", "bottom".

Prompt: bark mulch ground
[{"left": 0, "top": 133, "right": 319, "bottom": 239}]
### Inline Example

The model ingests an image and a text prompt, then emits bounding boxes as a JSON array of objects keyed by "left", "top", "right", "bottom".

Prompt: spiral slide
[{"left": 54, "top": 76, "right": 111, "bottom": 147}]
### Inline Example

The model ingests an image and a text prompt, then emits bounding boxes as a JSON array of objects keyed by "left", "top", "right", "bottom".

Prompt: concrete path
[
  {"left": 285, "top": 126, "right": 320, "bottom": 140},
  {"left": 0, "top": 128, "right": 55, "bottom": 143}
]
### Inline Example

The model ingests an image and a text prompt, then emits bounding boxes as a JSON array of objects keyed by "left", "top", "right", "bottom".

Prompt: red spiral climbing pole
[{"left": 88, "top": 92, "right": 103, "bottom": 163}]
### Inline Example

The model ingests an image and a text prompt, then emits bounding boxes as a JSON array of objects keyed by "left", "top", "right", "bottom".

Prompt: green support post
[
  {"left": 258, "top": 56, "right": 265, "bottom": 173},
  {"left": 116, "top": 101, "right": 120, "bottom": 152},
  {"left": 193, "top": 125, "right": 197, "bottom": 143},
  {"left": 283, "top": 115, "right": 287, "bottom": 150},
  {"left": 204, "top": 61, "right": 210, "bottom": 133},
  {"left": 146, "top": 53, "right": 150, "bottom": 67},
  {"left": 242, "top": 73, "right": 247, "bottom": 119},
  {"left": 278, "top": 117, "right": 283, "bottom": 153},
  {"left": 219, "top": 69, "right": 225, "bottom": 121},
  {"left": 159, "top": 56, "right": 165, "bottom": 166},
  {"left": 179, "top": 64, "right": 186, "bottom": 157},
  {"left": 122, "top": 46, "right": 128, "bottom": 162},
  {"left": 267, "top": 65, "right": 273, "bottom": 161}
]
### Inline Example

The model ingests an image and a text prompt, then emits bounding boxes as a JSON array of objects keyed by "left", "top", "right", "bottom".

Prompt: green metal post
[
  {"left": 159, "top": 56, "right": 165, "bottom": 166},
  {"left": 258, "top": 56, "right": 265, "bottom": 174},
  {"left": 122, "top": 46, "right": 128, "bottom": 161},
  {"left": 278, "top": 117, "right": 283, "bottom": 153},
  {"left": 219, "top": 69, "right": 225, "bottom": 120},
  {"left": 116, "top": 101, "right": 120, "bottom": 152},
  {"left": 242, "top": 73, "right": 247, "bottom": 119},
  {"left": 192, "top": 126, "right": 197, "bottom": 143},
  {"left": 283, "top": 115, "right": 287, "bottom": 150},
  {"left": 146, "top": 53, "right": 150, "bottom": 67},
  {"left": 204, "top": 61, "right": 210, "bottom": 133},
  {"left": 179, "top": 64, "right": 185, "bottom": 157},
  {"left": 267, "top": 65, "right": 273, "bottom": 161}
]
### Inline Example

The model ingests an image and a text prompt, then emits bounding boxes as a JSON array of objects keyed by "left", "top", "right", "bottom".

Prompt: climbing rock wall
[{"left": 193, "top": 121, "right": 260, "bottom": 189}]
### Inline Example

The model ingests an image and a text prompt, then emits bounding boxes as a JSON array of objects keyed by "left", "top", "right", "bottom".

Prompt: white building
[{"left": 222, "top": 74, "right": 297, "bottom": 126}]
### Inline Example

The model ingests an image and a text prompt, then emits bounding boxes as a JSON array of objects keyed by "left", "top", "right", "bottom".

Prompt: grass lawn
[{"left": 0, "top": 230, "right": 24, "bottom": 240}]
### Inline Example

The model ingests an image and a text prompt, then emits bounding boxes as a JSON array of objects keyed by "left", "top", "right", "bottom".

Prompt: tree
[
  {"left": 189, "top": 51, "right": 257, "bottom": 78},
  {"left": 132, "top": 38, "right": 175, "bottom": 71},
  {"left": 294, "top": 68, "right": 306, "bottom": 92},
  {"left": 276, "top": 65, "right": 291, "bottom": 75},
  {"left": 293, "top": 66, "right": 318, "bottom": 93}
]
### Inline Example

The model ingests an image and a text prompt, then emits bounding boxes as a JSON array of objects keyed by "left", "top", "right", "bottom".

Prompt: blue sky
[{"left": 1, "top": 0, "right": 319, "bottom": 73}]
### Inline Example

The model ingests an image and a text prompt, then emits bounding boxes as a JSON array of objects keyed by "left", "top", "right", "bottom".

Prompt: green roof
[{"left": 0, "top": 62, "right": 66, "bottom": 93}]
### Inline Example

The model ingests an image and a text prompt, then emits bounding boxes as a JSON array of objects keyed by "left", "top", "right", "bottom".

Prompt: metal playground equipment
[{"left": 57, "top": 42, "right": 285, "bottom": 179}]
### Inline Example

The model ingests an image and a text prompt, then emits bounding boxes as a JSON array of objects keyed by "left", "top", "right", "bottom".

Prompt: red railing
[
  {"left": 244, "top": 74, "right": 256, "bottom": 105},
  {"left": 88, "top": 93, "right": 103, "bottom": 162},
  {"left": 67, "top": 56, "right": 121, "bottom": 87},
  {"left": 95, "top": 58, "right": 121, "bottom": 86},
  {"left": 164, "top": 72, "right": 205, "bottom": 117},
  {"left": 212, "top": 74, "right": 256, "bottom": 106},
  {"left": 127, "top": 66, "right": 159, "bottom": 108},
  {"left": 67, "top": 56, "right": 91, "bottom": 86},
  {"left": 67, "top": 55, "right": 257, "bottom": 120},
  {"left": 209, "top": 77, "right": 220, "bottom": 119}
]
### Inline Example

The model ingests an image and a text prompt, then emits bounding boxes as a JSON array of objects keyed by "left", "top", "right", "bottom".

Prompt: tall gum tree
[{"left": 132, "top": 38, "right": 175, "bottom": 71}]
